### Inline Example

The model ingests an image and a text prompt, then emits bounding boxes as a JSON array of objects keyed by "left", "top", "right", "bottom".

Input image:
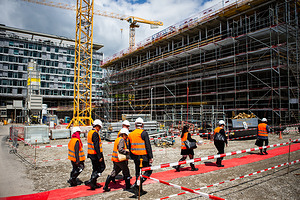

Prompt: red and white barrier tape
[
  {"left": 7, "top": 142, "right": 36, "bottom": 163},
  {"left": 141, "top": 175, "right": 225, "bottom": 200},
  {"left": 158, "top": 159, "right": 300, "bottom": 199},
  {"left": 38, "top": 158, "right": 68, "bottom": 163},
  {"left": 229, "top": 134, "right": 257, "bottom": 140},
  {"left": 272, "top": 123, "right": 300, "bottom": 129},
  {"left": 11, "top": 135, "right": 36, "bottom": 149},
  {"left": 142, "top": 138, "right": 300, "bottom": 171},
  {"left": 36, "top": 144, "right": 69, "bottom": 149}
]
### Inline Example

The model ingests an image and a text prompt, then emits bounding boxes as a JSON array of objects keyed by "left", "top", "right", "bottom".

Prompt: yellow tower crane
[{"left": 20, "top": 0, "right": 163, "bottom": 127}]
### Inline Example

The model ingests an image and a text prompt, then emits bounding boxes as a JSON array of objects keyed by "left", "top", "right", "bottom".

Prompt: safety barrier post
[
  {"left": 288, "top": 138, "right": 291, "bottom": 174},
  {"left": 139, "top": 158, "right": 143, "bottom": 200},
  {"left": 35, "top": 140, "right": 37, "bottom": 170},
  {"left": 279, "top": 124, "right": 283, "bottom": 139}
]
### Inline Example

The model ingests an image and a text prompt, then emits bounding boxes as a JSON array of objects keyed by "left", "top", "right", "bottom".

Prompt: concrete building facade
[{"left": 0, "top": 25, "right": 104, "bottom": 122}]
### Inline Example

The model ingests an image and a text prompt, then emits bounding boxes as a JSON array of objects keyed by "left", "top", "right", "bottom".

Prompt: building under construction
[{"left": 101, "top": 0, "right": 300, "bottom": 127}]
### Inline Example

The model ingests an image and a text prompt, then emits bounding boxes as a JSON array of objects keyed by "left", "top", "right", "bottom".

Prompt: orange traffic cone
[{"left": 279, "top": 131, "right": 283, "bottom": 139}]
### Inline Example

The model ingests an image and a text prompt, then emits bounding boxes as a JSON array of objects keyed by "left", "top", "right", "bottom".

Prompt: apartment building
[{"left": 0, "top": 25, "right": 104, "bottom": 122}]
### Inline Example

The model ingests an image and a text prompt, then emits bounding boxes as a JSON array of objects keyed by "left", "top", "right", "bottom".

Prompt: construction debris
[{"left": 232, "top": 113, "right": 257, "bottom": 119}]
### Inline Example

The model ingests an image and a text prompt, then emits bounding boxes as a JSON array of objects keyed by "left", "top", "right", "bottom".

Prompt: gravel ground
[{"left": 0, "top": 124, "right": 300, "bottom": 199}]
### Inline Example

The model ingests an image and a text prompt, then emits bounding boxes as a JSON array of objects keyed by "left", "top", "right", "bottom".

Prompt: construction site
[
  {"left": 101, "top": 0, "right": 300, "bottom": 129},
  {"left": 0, "top": 0, "right": 300, "bottom": 200}
]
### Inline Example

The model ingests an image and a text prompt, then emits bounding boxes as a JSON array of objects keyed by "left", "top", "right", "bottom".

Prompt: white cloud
[{"left": 0, "top": 0, "right": 222, "bottom": 58}]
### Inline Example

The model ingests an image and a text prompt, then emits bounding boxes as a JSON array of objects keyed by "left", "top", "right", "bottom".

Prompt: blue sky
[{"left": 1, "top": 0, "right": 217, "bottom": 58}]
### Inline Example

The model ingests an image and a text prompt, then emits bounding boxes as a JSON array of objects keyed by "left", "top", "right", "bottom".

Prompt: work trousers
[
  {"left": 214, "top": 140, "right": 225, "bottom": 161},
  {"left": 111, "top": 160, "right": 130, "bottom": 178},
  {"left": 70, "top": 161, "right": 84, "bottom": 179},
  {"left": 259, "top": 138, "right": 269, "bottom": 152},
  {"left": 133, "top": 159, "right": 152, "bottom": 180},
  {"left": 91, "top": 158, "right": 106, "bottom": 177}
]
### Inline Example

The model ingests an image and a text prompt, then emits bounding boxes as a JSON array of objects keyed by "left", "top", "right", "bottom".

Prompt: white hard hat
[
  {"left": 72, "top": 127, "right": 82, "bottom": 133},
  {"left": 261, "top": 118, "right": 267, "bottom": 122},
  {"left": 93, "top": 119, "right": 103, "bottom": 128},
  {"left": 122, "top": 120, "right": 130, "bottom": 126},
  {"left": 120, "top": 128, "right": 129, "bottom": 136},
  {"left": 219, "top": 120, "right": 225, "bottom": 125},
  {"left": 135, "top": 117, "right": 144, "bottom": 125}
]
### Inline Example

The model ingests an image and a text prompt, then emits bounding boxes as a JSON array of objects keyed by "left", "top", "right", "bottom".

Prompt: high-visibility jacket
[
  {"left": 181, "top": 132, "right": 188, "bottom": 150},
  {"left": 111, "top": 137, "right": 128, "bottom": 162},
  {"left": 258, "top": 123, "right": 268, "bottom": 137},
  {"left": 214, "top": 127, "right": 222, "bottom": 135},
  {"left": 68, "top": 138, "right": 85, "bottom": 162},
  {"left": 128, "top": 129, "right": 147, "bottom": 155},
  {"left": 214, "top": 127, "right": 222, "bottom": 139},
  {"left": 87, "top": 129, "right": 102, "bottom": 155}
]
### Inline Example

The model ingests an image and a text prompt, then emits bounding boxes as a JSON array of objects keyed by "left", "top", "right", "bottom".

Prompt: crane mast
[{"left": 68, "top": 0, "right": 94, "bottom": 127}]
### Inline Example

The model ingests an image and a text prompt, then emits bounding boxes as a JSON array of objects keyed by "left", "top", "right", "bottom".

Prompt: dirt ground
[{"left": 0, "top": 124, "right": 300, "bottom": 199}]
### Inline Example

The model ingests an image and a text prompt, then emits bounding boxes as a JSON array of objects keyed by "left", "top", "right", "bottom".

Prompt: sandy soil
[{"left": 0, "top": 124, "right": 300, "bottom": 199}]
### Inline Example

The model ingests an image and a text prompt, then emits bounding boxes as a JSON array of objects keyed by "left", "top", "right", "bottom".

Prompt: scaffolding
[{"left": 101, "top": 0, "right": 300, "bottom": 127}]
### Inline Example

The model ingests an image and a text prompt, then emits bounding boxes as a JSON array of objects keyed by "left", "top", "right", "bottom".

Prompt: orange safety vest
[
  {"left": 128, "top": 129, "right": 147, "bottom": 155},
  {"left": 87, "top": 129, "right": 103, "bottom": 155},
  {"left": 68, "top": 138, "right": 85, "bottom": 162},
  {"left": 258, "top": 123, "right": 268, "bottom": 137},
  {"left": 117, "top": 130, "right": 121, "bottom": 138},
  {"left": 181, "top": 132, "right": 188, "bottom": 150},
  {"left": 111, "top": 137, "right": 128, "bottom": 162},
  {"left": 214, "top": 127, "right": 222, "bottom": 137}
]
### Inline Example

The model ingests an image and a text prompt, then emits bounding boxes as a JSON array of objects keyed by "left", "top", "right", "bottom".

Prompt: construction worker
[
  {"left": 117, "top": 120, "right": 131, "bottom": 137},
  {"left": 84, "top": 119, "right": 106, "bottom": 190},
  {"left": 103, "top": 128, "right": 131, "bottom": 192},
  {"left": 257, "top": 118, "right": 271, "bottom": 155},
  {"left": 128, "top": 117, "right": 153, "bottom": 197},
  {"left": 67, "top": 127, "right": 85, "bottom": 186},
  {"left": 174, "top": 125, "right": 198, "bottom": 172},
  {"left": 213, "top": 120, "right": 228, "bottom": 167}
]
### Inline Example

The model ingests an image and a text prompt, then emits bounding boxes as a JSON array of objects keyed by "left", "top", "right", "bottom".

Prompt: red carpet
[{"left": 2, "top": 143, "right": 300, "bottom": 200}]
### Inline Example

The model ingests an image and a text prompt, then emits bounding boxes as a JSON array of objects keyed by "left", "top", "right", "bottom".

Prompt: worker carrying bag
[
  {"left": 214, "top": 132, "right": 225, "bottom": 141},
  {"left": 184, "top": 140, "right": 197, "bottom": 149},
  {"left": 255, "top": 138, "right": 263, "bottom": 146}
]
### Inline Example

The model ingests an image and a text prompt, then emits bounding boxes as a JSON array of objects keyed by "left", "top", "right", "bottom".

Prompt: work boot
[
  {"left": 89, "top": 178, "right": 97, "bottom": 190},
  {"left": 130, "top": 183, "right": 139, "bottom": 197},
  {"left": 173, "top": 165, "right": 180, "bottom": 172},
  {"left": 103, "top": 175, "right": 113, "bottom": 192},
  {"left": 84, "top": 175, "right": 93, "bottom": 186},
  {"left": 140, "top": 177, "right": 148, "bottom": 195},
  {"left": 217, "top": 159, "right": 224, "bottom": 167},
  {"left": 67, "top": 178, "right": 77, "bottom": 187},
  {"left": 123, "top": 176, "right": 132, "bottom": 191},
  {"left": 76, "top": 178, "right": 83, "bottom": 185},
  {"left": 260, "top": 149, "right": 264, "bottom": 155},
  {"left": 190, "top": 163, "right": 198, "bottom": 171},
  {"left": 111, "top": 176, "right": 116, "bottom": 183},
  {"left": 216, "top": 158, "right": 224, "bottom": 167},
  {"left": 264, "top": 150, "right": 268, "bottom": 155},
  {"left": 216, "top": 158, "right": 221, "bottom": 166}
]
